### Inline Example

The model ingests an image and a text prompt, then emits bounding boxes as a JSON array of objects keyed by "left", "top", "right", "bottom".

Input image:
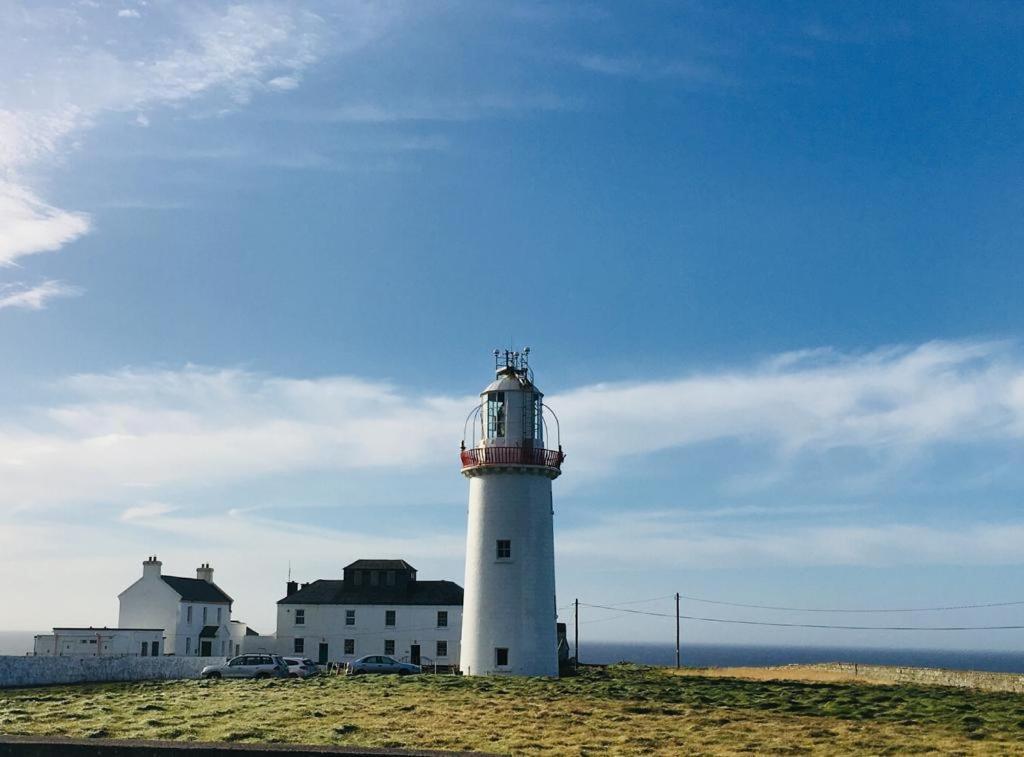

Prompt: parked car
[
  {"left": 282, "top": 656, "right": 319, "bottom": 678},
  {"left": 347, "top": 655, "right": 421, "bottom": 676},
  {"left": 201, "top": 654, "right": 289, "bottom": 679}
]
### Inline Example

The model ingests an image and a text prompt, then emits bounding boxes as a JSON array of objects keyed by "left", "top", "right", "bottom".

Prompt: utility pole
[
  {"left": 675, "top": 592, "right": 681, "bottom": 669},
  {"left": 574, "top": 598, "right": 580, "bottom": 672}
]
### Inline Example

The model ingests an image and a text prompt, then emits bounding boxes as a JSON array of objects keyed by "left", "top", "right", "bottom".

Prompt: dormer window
[{"left": 486, "top": 392, "right": 506, "bottom": 438}]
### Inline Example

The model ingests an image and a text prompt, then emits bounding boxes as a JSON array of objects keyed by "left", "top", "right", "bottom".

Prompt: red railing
[{"left": 460, "top": 446, "right": 564, "bottom": 470}]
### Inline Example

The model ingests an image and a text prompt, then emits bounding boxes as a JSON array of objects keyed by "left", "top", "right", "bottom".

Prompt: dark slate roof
[
  {"left": 344, "top": 559, "right": 416, "bottom": 572},
  {"left": 198, "top": 625, "right": 219, "bottom": 639},
  {"left": 161, "top": 575, "right": 232, "bottom": 603},
  {"left": 279, "top": 579, "right": 463, "bottom": 606}
]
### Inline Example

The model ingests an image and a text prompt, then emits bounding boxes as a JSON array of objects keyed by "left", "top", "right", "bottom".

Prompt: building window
[
  {"left": 496, "top": 540, "right": 511, "bottom": 560},
  {"left": 495, "top": 647, "right": 509, "bottom": 667},
  {"left": 202, "top": 607, "right": 208, "bottom": 624},
  {"left": 152, "top": 641, "right": 159, "bottom": 657},
  {"left": 344, "top": 639, "right": 355, "bottom": 655},
  {"left": 294, "top": 638, "right": 304, "bottom": 654},
  {"left": 217, "top": 607, "right": 222, "bottom": 624},
  {"left": 235, "top": 644, "right": 240, "bottom": 657},
  {"left": 437, "top": 611, "right": 448, "bottom": 628},
  {"left": 385, "top": 610, "right": 396, "bottom": 627},
  {"left": 186, "top": 606, "right": 193, "bottom": 624},
  {"left": 346, "top": 609, "right": 355, "bottom": 626},
  {"left": 141, "top": 642, "right": 148, "bottom": 657},
  {"left": 185, "top": 637, "right": 191, "bottom": 655},
  {"left": 436, "top": 640, "right": 448, "bottom": 658},
  {"left": 295, "top": 609, "right": 305, "bottom": 625},
  {"left": 486, "top": 391, "right": 506, "bottom": 438},
  {"left": 384, "top": 639, "right": 395, "bottom": 655}
]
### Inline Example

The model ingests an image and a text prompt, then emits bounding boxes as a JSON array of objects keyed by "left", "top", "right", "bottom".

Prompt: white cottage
[
  {"left": 276, "top": 559, "right": 463, "bottom": 668},
  {"left": 33, "top": 627, "right": 163, "bottom": 657},
  {"left": 118, "top": 556, "right": 247, "bottom": 657}
]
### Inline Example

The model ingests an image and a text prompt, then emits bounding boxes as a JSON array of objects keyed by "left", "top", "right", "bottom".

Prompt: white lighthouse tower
[{"left": 459, "top": 348, "right": 564, "bottom": 677}]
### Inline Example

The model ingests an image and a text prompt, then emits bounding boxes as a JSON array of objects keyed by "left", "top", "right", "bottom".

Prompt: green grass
[{"left": 2, "top": 665, "right": 1024, "bottom": 754}]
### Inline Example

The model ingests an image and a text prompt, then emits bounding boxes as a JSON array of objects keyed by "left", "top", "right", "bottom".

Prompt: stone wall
[
  {"left": 0, "top": 655, "right": 225, "bottom": 689},
  {"left": 802, "top": 662, "right": 1024, "bottom": 694}
]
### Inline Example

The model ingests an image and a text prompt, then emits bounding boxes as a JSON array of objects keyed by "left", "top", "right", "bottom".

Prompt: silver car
[
  {"left": 201, "top": 653, "right": 289, "bottom": 679},
  {"left": 347, "top": 654, "right": 421, "bottom": 676},
  {"left": 282, "top": 656, "right": 319, "bottom": 678}
]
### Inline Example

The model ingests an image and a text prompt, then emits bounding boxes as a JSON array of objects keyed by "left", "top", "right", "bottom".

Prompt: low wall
[
  {"left": 0, "top": 656, "right": 225, "bottom": 689},
  {"left": 802, "top": 662, "right": 1024, "bottom": 693}
]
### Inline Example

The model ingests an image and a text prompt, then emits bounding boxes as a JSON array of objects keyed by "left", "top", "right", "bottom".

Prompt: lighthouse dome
[{"left": 482, "top": 368, "right": 539, "bottom": 396}]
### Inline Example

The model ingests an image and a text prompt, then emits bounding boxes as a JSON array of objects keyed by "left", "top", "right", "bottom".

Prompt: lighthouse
[{"left": 459, "top": 348, "right": 564, "bottom": 677}]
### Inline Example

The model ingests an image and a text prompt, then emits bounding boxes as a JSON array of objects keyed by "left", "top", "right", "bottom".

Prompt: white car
[{"left": 282, "top": 656, "right": 319, "bottom": 678}]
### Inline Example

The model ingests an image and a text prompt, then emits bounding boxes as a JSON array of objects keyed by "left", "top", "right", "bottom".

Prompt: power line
[
  {"left": 578, "top": 602, "right": 1024, "bottom": 632},
  {"left": 675, "top": 593, "right": 1024, "bottom": 614}
]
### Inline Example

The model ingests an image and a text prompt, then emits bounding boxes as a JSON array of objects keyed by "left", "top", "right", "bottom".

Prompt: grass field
[{"left": 2, "top": 664, "right": 1024, "bottom": 755}]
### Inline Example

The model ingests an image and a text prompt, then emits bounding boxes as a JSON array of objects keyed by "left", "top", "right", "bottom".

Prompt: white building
[
  {"left": 33, "top": 627, "right": 163, "bottom": 657},
  {"left": 276, "top": 559, "right": 463, "bottom": 667},
  {"left": 118, "top": 556, "right": 248, "bottom": 657},
  {"left": 459, "top": 349, "right": 563, "bottom": 676}
]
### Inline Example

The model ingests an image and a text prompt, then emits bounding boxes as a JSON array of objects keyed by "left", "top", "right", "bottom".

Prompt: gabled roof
[
  {"left": 344, "top": 559, "right": 415, "bottom": 572},
  {"left": 279, "top": 579, "right": 463, "bottom": 606},
  {"left": 160, "top": 575, "right": 232, "bottom": 603}
]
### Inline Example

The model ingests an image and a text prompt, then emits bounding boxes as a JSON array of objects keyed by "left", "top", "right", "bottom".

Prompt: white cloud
[
  {"left": 117, "top": 9, "right": 141, "bottom": 19},
  {"left": 0, "top": 184, "right": 91, "bottom": 266},
  {"left": 0, "top": 1, "right": 389, "bottom": 286},
  {"left": 559, "top": 510, "right": 1024, "bottom": 568},
  {"left": 0, "top": 280, "right": 83, "bottom": 310},
  {"left": 267, "top": 75, "right": 301, "bottom": 91},
  {"left": 1, "top": 339, "right": 1023, "bottom": 512}
]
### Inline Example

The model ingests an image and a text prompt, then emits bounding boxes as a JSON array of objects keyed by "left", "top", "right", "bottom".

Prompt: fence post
[
  {"left": 574, "top": 598, "right": 579, "bottom": 672},
  {"left": 675, "top": 592, "right": 681, "bottom": 669}
]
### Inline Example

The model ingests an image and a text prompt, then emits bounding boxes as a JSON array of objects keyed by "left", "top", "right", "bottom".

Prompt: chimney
[
  {"left": 286, "top": 580, "right": 298, "bottom": 597},
  {"left": 143, "top": 555, "right": 162, "bottom": 579},
  {"left": 196, "top": 562, "right": 214, "bottom": 583}
]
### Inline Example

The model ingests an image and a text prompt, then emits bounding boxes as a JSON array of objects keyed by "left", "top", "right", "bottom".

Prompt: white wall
[
  {"left": 118, "top": 577, "right": 180, "bottom": 654},
  {"left": 274, "top": 603, "right": 462, "bottom": 665},
  {"left": 0, "top": 655, "right": 224, "bottom": 688}
]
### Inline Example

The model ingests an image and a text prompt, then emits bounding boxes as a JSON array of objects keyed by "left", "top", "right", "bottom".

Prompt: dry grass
[{"left": 3, "top": 664, "right": 1024, "bottom": 755}]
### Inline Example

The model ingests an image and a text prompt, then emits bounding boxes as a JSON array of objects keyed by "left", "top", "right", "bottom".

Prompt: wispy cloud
[
  {"left": 0, "top": 280, "right": 83, "bottom": 310},
  {"left": 559, "top": 510, "right": 1024, "bottom": 568},
  {"left": 0, "top": 1, "right": 390, "bottom": 292},
  {"left": 567, "top": 53, "right": 737, "bottom": 87},
  {"left": 2, "top": 339, "right": 1023, "bottom": 511}
]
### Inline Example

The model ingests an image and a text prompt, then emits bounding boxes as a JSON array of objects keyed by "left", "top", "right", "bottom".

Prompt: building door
[
  {"left": 410, "top": 644, "right": 421, "bottom": 665},
  {"left": 318, "top": 643, "right": 329, "bottom": 665},
  {"left": 200, "top": 640, "right": 212, "bottom": 657}
]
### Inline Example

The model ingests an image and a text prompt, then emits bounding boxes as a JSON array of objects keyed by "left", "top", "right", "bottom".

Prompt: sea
[
  {"left": 582, "top": 641, "right": 1024, "bottom": 674},
  {"left": 3, "top": 632, "right": 1022, "bottom": 674}
]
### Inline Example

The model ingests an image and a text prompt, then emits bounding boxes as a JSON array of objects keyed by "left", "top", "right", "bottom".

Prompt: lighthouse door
[{"left": 410, "top": 645, "right": 421, "bottom": 665}]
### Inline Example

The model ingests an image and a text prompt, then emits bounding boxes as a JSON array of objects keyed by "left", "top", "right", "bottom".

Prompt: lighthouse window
[
  {"left": 496, "top": 540, "right": 511, "bottom": 560},
  {"left": 486, "top": 392, "right": 506, "bottom": 438},
  {"left": 495, "top": 647, "right": 509, "bottom": 667}
]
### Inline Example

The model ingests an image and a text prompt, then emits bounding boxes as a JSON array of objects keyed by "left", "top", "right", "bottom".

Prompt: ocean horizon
[
  {"left": 4, "top": 632, "right": 1023, "bottom": 674},
  {"left": 581, "top": 641, "right": 1024, "bottom": 674}
]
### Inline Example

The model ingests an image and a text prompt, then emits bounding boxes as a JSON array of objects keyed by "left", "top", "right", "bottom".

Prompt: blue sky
[{"left": 2, "top": 1, "right": 1024, "bottom": 650}]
